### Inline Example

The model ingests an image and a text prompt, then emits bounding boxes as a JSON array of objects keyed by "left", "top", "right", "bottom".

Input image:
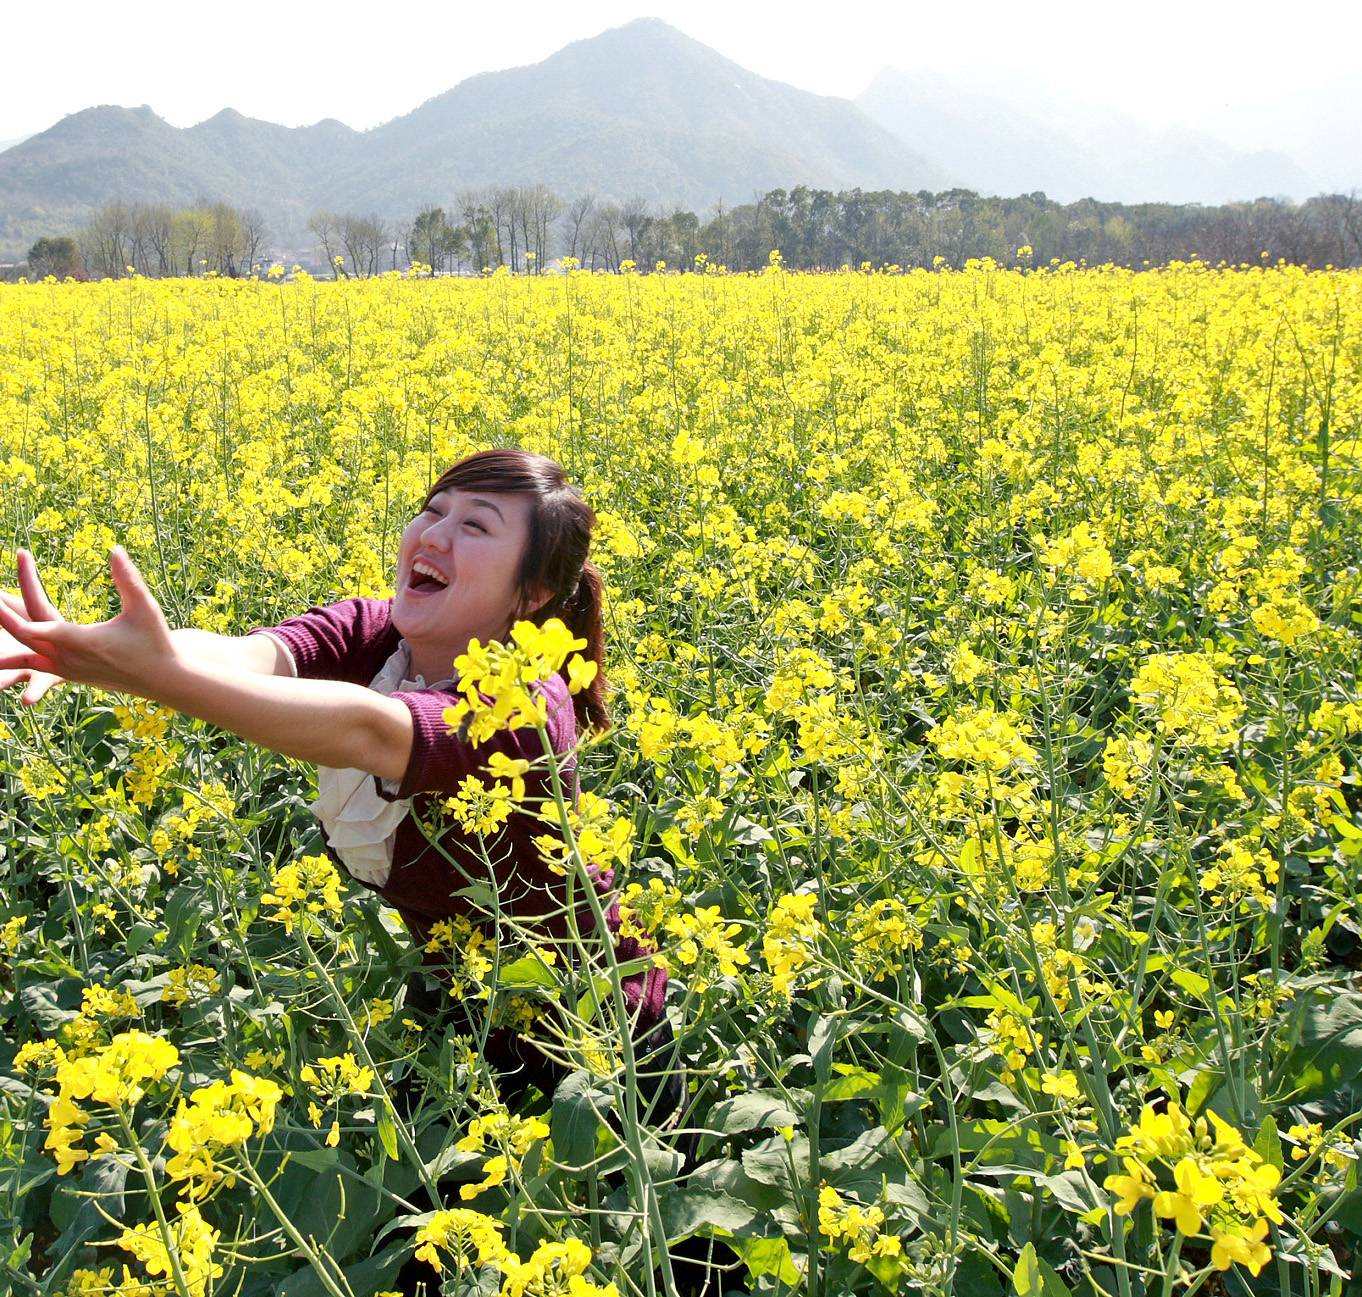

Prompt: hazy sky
[{"left": 2, "top": 0, "right": 1357, "bottom": 142}]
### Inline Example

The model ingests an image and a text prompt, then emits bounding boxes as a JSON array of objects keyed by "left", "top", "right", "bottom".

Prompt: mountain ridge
[
  {"left": 0, "top": 19, "right": 952, "bottom": 258},
  {"left": 854, "top": 64, "right": 1317, "bottom": 206}
]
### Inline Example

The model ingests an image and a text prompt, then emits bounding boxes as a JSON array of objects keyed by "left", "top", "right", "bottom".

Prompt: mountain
[
  {"left": 0, "top": 20, "right": 951, "bottom": 259},
  {"left": 1198, "top": 74, "right": 1362, "bottom": 195},
  {"left": 856, "top": 65, "right": 1317, "bottom": 205},
  {"left": 347, "top": 20, "right": 951, "bottom": 210}
]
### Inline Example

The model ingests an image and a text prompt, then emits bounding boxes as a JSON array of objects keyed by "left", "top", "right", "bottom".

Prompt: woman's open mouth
[{"left": 407, "top": 558, "right": 449, "bottom": 593}]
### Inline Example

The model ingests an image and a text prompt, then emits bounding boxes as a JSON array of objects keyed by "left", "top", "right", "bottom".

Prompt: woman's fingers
[
  {"left": 0, "top": 667, "right": 62, "bottom": 704},
  {"left": 16, "top": 549, "right": 62, "bottom": 621},
  {"left": 108, "top": 546, "right": 164, "bottom": 624},
  {"left": 0, "top": 598, "right": 64, "bottom": 655},
  {"left": 0, "top": 648, "right": 58, "bottom": 675},
  {"left": 21, "top": 673, "right": 62, "bottom": 705}
]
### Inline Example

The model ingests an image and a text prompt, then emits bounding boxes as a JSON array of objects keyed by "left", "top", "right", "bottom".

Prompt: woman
[{"left": 0, "top": 448, "right": 669, "bottom": 1103}]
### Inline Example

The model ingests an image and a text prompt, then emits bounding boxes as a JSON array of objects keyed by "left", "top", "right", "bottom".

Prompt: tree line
[
  {"left": 19, "top": 201, "right": 270, "bottom": 280},
  {"left": 12, "top": 186, "right": 1362, "bottom": 281},
  {"left": 308, "top": 186, "right": 1362, "bottom": 277}
]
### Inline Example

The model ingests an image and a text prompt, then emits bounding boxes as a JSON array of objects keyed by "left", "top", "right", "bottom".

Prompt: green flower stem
[
  {"left": 236, "top": 1156, "right": 355, "bottom": 1297},
  {"left": 295, "top": 926, "right": 442, "bottom": 1203},
  {"left": 535, "top": 722, "right": 678, "bottom": 1297},
  {"left": 113, "top": 1106, "right": 195, "bottom": 1297}
]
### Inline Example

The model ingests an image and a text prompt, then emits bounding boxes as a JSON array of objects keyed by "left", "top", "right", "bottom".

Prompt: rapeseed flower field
[{"left": 1, "top": 261, "right": 1361, "bottom": 1296}]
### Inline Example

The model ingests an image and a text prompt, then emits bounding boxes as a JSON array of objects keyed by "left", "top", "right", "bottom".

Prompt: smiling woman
[{"left": 0, "top": 447, "right": 664, "bottom": 1099}]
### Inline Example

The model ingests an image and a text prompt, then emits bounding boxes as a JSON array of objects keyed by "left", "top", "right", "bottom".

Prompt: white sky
[{"left": 1, "top": 0, "right": 1356, "bottom": 142}]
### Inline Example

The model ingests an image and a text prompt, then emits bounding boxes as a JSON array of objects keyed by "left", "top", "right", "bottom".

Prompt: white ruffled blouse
[{"left": 306, "top": 641, "right": 451, "bottom": 888}]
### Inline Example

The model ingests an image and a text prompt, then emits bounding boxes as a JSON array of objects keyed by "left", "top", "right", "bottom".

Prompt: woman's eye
[{"left": 464, "top": 520, "right": 486, "bottom": 533}]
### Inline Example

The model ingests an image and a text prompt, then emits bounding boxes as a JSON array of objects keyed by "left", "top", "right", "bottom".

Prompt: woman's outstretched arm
[{"left": 0, "top": 548, "right": 413, "bottom": 781}]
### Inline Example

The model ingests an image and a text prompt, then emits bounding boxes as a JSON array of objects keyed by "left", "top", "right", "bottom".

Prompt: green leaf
[
  {"left": 659, "top": 1189, "right": 759, "bottom": 1241},
  {"left": 1013, "top": 1243, "right": 1071, "bottom": 1296},
  {"left": 1170, "top": 968, "right": 1210, "bottom": 996},
  {"left": 1185, "top": 1068, "right": 1222, "bottom": 1115},
  {"left": 376, "top": 1109, "right": 400, "bottom": 1161},
  {"left": 552, "top": 1071, "right": 613, "bottom": 1174},
  {"left": 275, "top": 1243, "right": 409, "bottom": 1297},
  {"left": 808, "top": 1012, "right": 838, "bottom": 1083},
  {"left": 498, "top": 954, "right": 560, "bottom": 990},
  {"left": 1255, "top": 1115, "right": 1283, "bottom": 1172},
  {"left": 688, "top": 1155, "right": 793, "bottom": 1214},
  {"left": 741, "top": 1135, "right": 810, "bottom": 1188},
  {"left": 731, "top": 1236, "right": 801, "bottom": 1286},
  {"left": 164, "top": 885, "right": 213, "bottom": 954},
  {"left": 822, "top": 1066, "right": 881, "bottom": 1102},
  {"left": 1277, "top": 988, "right": 1362, "bottom": 1100},
  {"left": 1013, "top": 1244, "right": 1041, "bottom": 1295},
  {"left": 704, "top": 1090, "right": 803, "bottom": 1144},
  {"left": 126, "top": 921, "right": 159, "bottom": 956},
  {"left": 929, "top": 1119, "right": 1062, "bottom": 1170}
]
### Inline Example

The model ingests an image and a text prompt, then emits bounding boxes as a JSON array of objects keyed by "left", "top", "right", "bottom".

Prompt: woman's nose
[{"left": 420, "top": 517, "right": 454, "bottom": 551}]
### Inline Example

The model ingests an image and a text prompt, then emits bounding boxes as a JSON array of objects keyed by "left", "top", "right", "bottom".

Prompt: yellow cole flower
[{"left": 119, "top": 1202, "right": 223, "bottom": 1297}]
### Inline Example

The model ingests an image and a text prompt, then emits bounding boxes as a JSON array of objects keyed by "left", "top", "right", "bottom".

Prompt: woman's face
[{"left": 391, "top": 487, "right": 536, "bottom": 679}]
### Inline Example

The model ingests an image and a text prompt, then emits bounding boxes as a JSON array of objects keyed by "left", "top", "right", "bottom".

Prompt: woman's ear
[{"left": 519, "top": 585, "right": 554, "bottom": 618}]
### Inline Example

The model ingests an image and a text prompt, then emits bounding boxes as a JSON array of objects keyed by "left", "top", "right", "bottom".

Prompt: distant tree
[
  {"left": 619, "top": 196, "right": 651, "bottom": 263},
  {"left": 390, "top": 219, "right": 410, "bottom": 273},
  {"left": 519, "top": 184, "right": 561, "bottom": 272},
  {"left": 457, "top": 190, "right": 505, "bottom": 270},
  {"left": 410, "top": 206, "right": 460, "bottom": 273},
  {"left": 203, "top": 203, "right": 248, "bottom": 276},
  {"left": 27, "top": 236, "right": 80, "bottom": 279},
  {"left": 583, "top": 203, "right": 625, "bottom": 271},
  {"left": 308, "top": 211, "right": 344, "bottom": 278},
  {"left": 563, "top": 193, "right": 595, "bottom": 264},
  {"left": 337, "top": 212, "right": 389, "bottom": 278},
  {"left": 241, "top": 208, "right": 270, "bottom": 274},
  {"left": 137, "top": 204, "right": 175, "bottom": 276},
  {"left": 78, "top": 202, "right": 133, "bottom": 278},
  {"left": 171, "top": 207, "right": 212, "bottom": 276}
]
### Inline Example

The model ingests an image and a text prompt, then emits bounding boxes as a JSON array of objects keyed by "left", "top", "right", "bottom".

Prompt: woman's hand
[
  {"left": 0, "top": 550, "right": 70, "bottom": 705},
  {"left": 0, "top": 547, "right": 176, "bottom": 698},
  {"left": 1, "top": 546, "right": 413, "bottom": 777}
]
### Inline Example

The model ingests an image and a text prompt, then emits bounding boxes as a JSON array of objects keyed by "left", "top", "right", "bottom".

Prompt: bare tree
[
  {"left": 241, "top": 208, "right": 270, "bottom": 274},
  {"left": 308, "top": 211, "right": 344, "bottom": 277},
  {"left": 140, "top": 204, "right": 175, "bottom": 277},
  {"left": 563, "top": 192, "right": 595, "bottom": 264},
  {"left": 79, "top": 202, "right": 133, "bottom": 278},
  {"left": 619, "top": 196, "right": 651, "bottom": 263},
  {"left": 525, "top": 184, "right": 562, "bottom": 270},
  {"left": 584, "top": 203, "right": 625, "bottom": 271},
  {"left": 337, "top": 212, "right": 389, "bottom": 278},
  {"left": 390, "top": 219, "right": 410, "bottom": 273}
]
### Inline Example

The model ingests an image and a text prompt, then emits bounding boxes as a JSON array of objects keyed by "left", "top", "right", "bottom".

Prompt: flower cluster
[
  {"left": 762, "top": 894, "right": 823, "bottom": 998},
  {"left": 166, "top": 1070, "right": 281, "bottom": 1199},
  {"left": 413, "top": 1212, "right": 616, "bottom": 1297},
  {"left": 817, "top": 1185, "right": 901, "bottom": 1264},
  {"left": 118, "top": 1202, "right": 223, "bottom": 1297},
  {"left": 445, "top": 619, "right": 596, "bottom": 745},
  {"left": 1129, "top": 653, "right": 1243, "bottom": 749},
  {"left": 1104, "top": 1102, "right": 1283, "bottom": 1275},
  {"left": 456, "top": 1108, "right": 551, "bottom": 1200},
  {"left": 258, "top": 854, "right": 343, "bottom": 933}
]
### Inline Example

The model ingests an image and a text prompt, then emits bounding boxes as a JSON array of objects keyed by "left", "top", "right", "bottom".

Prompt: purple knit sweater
[{"left": 251, "top": 598, "right": 666, "bottom": 1033}]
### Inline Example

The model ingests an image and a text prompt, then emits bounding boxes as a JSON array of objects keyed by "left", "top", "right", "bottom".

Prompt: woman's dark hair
[{"left": 424, "top": 448, "right": 609, "bottom": 733}]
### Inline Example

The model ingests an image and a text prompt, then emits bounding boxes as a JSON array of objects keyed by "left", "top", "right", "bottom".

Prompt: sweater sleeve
[
  {"left": 385, "top": 672, "right": 578, "bottom": 800},
  {"left": 248, "top": 598, "right": 399, "bottom": 686}
]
